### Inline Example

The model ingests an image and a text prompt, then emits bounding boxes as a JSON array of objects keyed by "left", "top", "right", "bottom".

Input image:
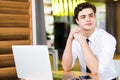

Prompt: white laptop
[{"left": 12, "top": 45, "right": 53, "bottom": 80}]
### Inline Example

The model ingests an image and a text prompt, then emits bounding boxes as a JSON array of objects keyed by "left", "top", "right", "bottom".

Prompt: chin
[
  {"left": 84, "top": 27, "right": 91, "bottom": 30},
  {"left": 85, "top": 26, "right": 94, "bottom": 30}
]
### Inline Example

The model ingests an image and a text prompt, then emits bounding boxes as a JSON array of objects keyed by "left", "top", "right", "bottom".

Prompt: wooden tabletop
[
  {"left": 53, "top": 71, "right": 103, "bottom": 80},
  {"left": 20, "top": 70, "right": 103, "bottom": 80}
]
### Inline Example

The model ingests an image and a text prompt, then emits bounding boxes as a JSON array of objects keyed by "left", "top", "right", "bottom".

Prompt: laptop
[{"left": 12, "top": 45, "right": 53, "bottom": 80}]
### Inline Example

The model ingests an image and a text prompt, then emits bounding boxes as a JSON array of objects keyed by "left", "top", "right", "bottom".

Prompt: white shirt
[{"left": 72, "top": 28, "right": 117, "bottom": 80}]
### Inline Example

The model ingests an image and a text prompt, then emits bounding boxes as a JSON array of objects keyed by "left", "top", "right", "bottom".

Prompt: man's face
[{"left": 76, "top": 8, "right": 96, "bottom": 31}]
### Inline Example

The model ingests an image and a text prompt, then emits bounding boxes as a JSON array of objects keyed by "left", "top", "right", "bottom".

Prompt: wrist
[{"left": 67, "top": 38, "right": 73, "bottom": 44}]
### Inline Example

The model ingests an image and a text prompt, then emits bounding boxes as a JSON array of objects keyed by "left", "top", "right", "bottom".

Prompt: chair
[{"left": 114, "top": 60, "right": 120, "bottom": 80}]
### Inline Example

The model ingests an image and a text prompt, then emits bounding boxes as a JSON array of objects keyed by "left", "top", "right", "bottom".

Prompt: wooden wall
[{"left": 0, "top": 0, "right": 32, "bottom": 79}]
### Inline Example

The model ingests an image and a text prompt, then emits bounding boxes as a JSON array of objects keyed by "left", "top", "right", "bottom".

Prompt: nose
[{"left": 86, "top": 16, "right": 90, "bottom": 22}]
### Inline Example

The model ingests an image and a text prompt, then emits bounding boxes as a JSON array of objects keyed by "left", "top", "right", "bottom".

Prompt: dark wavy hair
[{"left": 74, "top": 2, "right": 96, "bottom": 20}]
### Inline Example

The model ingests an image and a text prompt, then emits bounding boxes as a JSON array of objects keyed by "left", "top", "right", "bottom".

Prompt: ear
[{"left": 75, "top": 18, "right": 79, "bottom": 24}]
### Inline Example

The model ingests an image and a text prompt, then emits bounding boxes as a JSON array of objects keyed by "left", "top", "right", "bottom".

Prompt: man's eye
[
  {"left": 80, "top": 16, "right": 86, "bottom": 19},
  {"left": 89, "top": 14, "right": 94, "bottom": 17}
]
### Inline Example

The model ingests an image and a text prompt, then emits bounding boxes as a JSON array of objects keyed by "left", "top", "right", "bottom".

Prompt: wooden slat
[
  {"left": 0, "top": 12, "right": 29, "bottom": 25},
  {"left": 0, "top": 1, "right": 29, "bottom": 8},
  {"left": 0, "top": 0, "right": 28, "bottom": 2},
  {"left": 0, "top": 35, "right": 29, "bottom": 41},
  {"left": 0, "top": 54, "right": 13, "bottom": 62},
  {"left": 0, "top": 54, "right": 15, "bottom": 68},
  {"left": 0, "top": 48, "right": 12, "bottom": 54},
  {"left": 0, "top": 7, "right": 28, "bottom": 14},
  {"left": 0, "top": 28, "right": 30, "bottom": 35},
  {"left": 0, "top": 19, "right": 29, "bottom": 24},
  {"left": 0, "top": 40, "right": 31, "bottom": 54},
  {"left": 0, "top": 14, "right": 29, "bottom": 20},
  {"left": 0, "top": 67, "right": 17, "bottom": 78},
  {"left": 0, "top": 40, "right": 31, "bottom": 48},
  {"left": 0, "top": 23, "right": 28, "bottom": 27}
]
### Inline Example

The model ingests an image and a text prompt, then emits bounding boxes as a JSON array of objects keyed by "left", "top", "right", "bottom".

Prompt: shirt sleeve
[{"left": 98, "top": 36, "right": 116, "bottom": 73}]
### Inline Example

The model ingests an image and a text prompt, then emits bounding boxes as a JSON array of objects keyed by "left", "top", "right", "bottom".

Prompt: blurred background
[{"left": 43, "top": 0, "right": 120, "bottom": 58}]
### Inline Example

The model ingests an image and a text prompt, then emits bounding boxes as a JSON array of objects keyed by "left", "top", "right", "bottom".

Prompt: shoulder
[{"left": 98, "top": 28, "right": 116, "bottom": 44}]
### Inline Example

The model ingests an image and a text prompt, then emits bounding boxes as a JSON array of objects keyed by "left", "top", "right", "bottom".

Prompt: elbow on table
[
  {"left": 91, "top": 71, "right": 98, "bottom": 75},
  {"left": 62, "top": 65, "right": 71, "bottom": 71},
  {"left": 91, "top": 69, "right": 98, "bottom": 75},
  {"left": 63, "top": 67, "right": 71, "bottom": 71}
]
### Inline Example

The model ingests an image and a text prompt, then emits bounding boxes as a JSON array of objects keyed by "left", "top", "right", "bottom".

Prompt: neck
[{"left": 83, "top": 28, "right": 95, "bottom": 38}]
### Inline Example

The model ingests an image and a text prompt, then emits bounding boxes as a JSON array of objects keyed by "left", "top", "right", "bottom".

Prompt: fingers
[
  {"left": 73, "top": 33, "right": 83, "bottom": 40},
  {"left": 73, "top": 31, "right": 87, "bottom": 43},
  {"left": 68, "top": 27, "right": 84, "bottom": 41},
  {"left": 68, "top": 28, "right": 80, "bottom": 40}
]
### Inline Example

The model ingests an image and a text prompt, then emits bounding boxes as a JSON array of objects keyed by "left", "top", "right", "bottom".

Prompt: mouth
[{"left": 85, "top": 23, "right": 92, "bottom": 25}]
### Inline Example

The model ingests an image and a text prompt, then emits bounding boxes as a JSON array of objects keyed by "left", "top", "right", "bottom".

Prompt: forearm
[
  {"left": 62, "top": 39, "right": 73, "bottom": 71},
  {"left": 82, "top": 43, "right": 98, "bottom": 74}
]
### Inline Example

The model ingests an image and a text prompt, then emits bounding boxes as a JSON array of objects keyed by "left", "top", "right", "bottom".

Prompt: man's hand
[
  {"left": 67, "top": 27, "right": 80, "bottom": 42},
  {"left": 73, "top": 30, "right": 86, "bottom": 45}
]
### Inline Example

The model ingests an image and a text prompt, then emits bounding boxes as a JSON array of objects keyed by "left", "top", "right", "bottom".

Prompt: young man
[{"left": 62, "top": 2, "right": 117, "bottom": 80}]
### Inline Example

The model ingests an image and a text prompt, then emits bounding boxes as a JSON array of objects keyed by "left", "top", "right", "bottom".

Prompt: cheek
[
  {"left": 92, "top": 19, "right": 96, "bottom": 25},
  {"left": 92, "top": 18, "right": 96, "bottom": 22},
  {"left": 79, "top": 21, "right": 85, "bottom": 26}
]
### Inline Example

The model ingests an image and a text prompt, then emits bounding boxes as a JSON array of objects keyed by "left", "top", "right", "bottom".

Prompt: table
[
  {"left": 20, "top": 71, "right": 103, "bottom": 80},
  {"left": 53, "top": 71, "right": 103, "bottom": 80}
]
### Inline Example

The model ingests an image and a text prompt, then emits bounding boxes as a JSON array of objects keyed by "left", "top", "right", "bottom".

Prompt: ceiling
[{"left": 86, "top": 0, "right": 120, "bottom": 4}]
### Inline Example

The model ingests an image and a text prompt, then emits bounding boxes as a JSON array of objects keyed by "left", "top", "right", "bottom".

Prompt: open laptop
[{"left": 12, "top": 45, "right": 53, "bottom": 80}]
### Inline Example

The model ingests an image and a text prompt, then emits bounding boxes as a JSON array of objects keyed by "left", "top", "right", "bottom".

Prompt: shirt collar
[{"left": 88, "top": 28, "right": 98, "bottom": 43}]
